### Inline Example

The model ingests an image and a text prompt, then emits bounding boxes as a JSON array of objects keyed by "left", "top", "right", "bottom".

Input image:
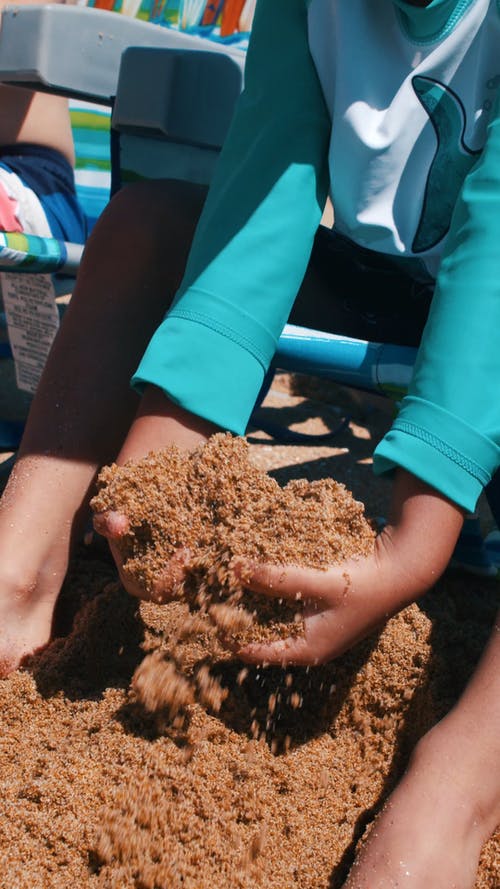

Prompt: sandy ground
[{"left": 0, "top": 370, "right": 499, "bottom": 887}]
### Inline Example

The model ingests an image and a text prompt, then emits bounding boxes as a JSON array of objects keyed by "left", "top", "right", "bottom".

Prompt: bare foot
[
  {"left": 0, "top": 522, "right": 70, "bottom": 675},
  {"left": 0, "top": 566, "right": 62, "bottom": 676},
  {"left": 343, "top": 725, "right": 500, "bottom": 889},
  {"left": 0, "top": 456, "right": 92, "bottom": 677}
]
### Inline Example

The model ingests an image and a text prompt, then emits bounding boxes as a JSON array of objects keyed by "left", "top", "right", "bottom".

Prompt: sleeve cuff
[
  {"left": 373, "top": 396, "right": 500, "bottom": 512},
  {"left": 131, "top": 305, "right": 272, "bottom": 435}
]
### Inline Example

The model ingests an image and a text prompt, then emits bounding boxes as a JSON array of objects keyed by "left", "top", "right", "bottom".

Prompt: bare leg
[
  {"left": 0, "top": 178, "right": 208, "bottom": 675},
  {"left": 343, "top": 608, "right": 500, "bottom": 888}
]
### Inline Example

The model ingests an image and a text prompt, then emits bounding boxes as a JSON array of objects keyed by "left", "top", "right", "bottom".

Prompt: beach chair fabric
[{"left": 70, "top": 99, "right": 113, "bottom": 234}]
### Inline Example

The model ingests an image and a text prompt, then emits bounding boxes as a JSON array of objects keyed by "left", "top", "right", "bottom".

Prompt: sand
[
  {"left": 0, "top": 374, "right": 498, "bottom": 888},
  {"left": 90, "top": 432, "right": 375, "bottom": 649}
]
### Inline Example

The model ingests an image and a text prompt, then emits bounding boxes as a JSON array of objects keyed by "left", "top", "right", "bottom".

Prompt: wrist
[
  {"left": 117, "top": 385, "right": 220, "bottom": 464},
  {"left": 383, "top": 468, "right": 465, "bottom": 596}
]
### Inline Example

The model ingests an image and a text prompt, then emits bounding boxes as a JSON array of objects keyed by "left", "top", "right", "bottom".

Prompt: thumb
[
  {"left": 93, "top": 510, "right": 130, "bottom": 540},
  {"left": 150, "top": 548, "right": 192, "bottom": 602}
]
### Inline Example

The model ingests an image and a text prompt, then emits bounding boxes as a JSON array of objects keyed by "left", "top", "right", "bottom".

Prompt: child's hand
[
  {"left": 93, "top": 510, "right": 190, "bottom": 603},
  {"left": 231, "top": 531, "right": 422, "bottom": 665},
  {"left": 93, "top": 387, "right": 219, "bottom": 602},
  {"left": 232, "top": 469, "right": 465, "bottom": 666}
]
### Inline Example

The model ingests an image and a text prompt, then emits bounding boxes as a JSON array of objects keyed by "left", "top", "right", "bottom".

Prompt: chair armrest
[
  {"left": 111, "top": 46, "right": 244, "bottom": 187},
  {"left": 0, "top": 232, "right": 83, "bottom": 275},
  {"left": 112, "top": 47, "right": 243, "bottom": 149},
  {"left": 0, "top": 4, "right": 245, "bottom": 104}
]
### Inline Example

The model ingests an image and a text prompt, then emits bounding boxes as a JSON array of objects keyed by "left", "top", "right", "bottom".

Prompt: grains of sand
[
  {"left": 91, "top": 433, "right": 375, "bottom": 651},
  {"left": 1, "top": 402, "right": 498, "bottom": 888},
  {"left": 0, "top": 561, "right": 498, "bottom": 888}
]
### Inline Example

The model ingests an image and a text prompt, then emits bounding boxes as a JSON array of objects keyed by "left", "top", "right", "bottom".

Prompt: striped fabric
[
  {"left": 0, "top": 102, "right": 111, "bottom": 272},
  {"left": 90, "top": 0, "right": 254, "bottom": 45},
  {"left": 0, "top": 231, "right": 76, "bottom": 274},
  {"left": 69, "top": 99, "right": 112, "bottom": 233}
]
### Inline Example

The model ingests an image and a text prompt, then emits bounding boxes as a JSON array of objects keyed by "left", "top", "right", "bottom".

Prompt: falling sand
[{"left": 0, "top": 384, "right": 498, "bottom": 888}]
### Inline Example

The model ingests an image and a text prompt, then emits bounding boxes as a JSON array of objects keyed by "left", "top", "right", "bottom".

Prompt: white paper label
[{"left": 1, "top": 272, "right": 59, "bottom": 394}]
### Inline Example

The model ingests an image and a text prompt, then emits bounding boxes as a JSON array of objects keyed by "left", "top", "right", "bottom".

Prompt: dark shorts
[
  {"left": 290, "top": 226, "right": 434, "bottom": 347},
  {"left": 0, "top": 143, "right": 87, "bottom": 243}
]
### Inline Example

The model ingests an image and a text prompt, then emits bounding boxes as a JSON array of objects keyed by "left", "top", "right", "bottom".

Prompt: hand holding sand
[
  {"left": 231, "top": 543, "right": 400, "bottom": 666},
  {"left": 93, "top": 509, "right": 191, "bottom": 602},
  {"left": 235, "top": 469, "right": 465, "bottom": 665},
  {"left": 90, "top": 433, "right": 376, "bottom": 647}
]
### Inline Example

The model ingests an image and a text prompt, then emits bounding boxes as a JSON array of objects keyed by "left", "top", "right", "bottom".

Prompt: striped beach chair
[
  {"left": 0, "top": 1, "right": 250, "bottom": 450},
  {"left": 70, "top": 98, "right": 113, "bottom": 235},
  {"left": 0, "top": 98, "right": 113, "bottom": 448},
  {"left": 0, "top": 0, "right": 253, "bottom": 280},
  {"left": 0, "top": 100, "right": 112, "bottom": 277}
]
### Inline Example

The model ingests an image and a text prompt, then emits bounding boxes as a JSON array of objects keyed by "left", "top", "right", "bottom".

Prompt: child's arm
[
  {"left": 94, "top": 0, "right": 332, "bottom": 602},
  {"left": 93, "top": 385, "right": 220, "bottom": 602},
  {"left": 131, "top": 0, "right": 331, "bottom": 434},
  {"left": 373, "top": 86, "right": 500, "bottom": 514},
  {"left": 235, "top": 89, "right": 500, "bottom": 667}
]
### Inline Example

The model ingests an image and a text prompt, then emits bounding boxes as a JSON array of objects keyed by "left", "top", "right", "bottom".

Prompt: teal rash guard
[{"left": 133, "top": 0, "right": 500, "bottom": 513}]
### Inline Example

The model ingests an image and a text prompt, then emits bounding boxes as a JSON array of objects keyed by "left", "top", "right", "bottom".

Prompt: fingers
[
  {"left": 151, "top": 548, "right": 192, "bottom": 601},
  {"left": 232, "top": 558, "right": 334, "bottom": 603},
  {"left": 236, "top": 633, "right": 324, "bottom": 667},
  {"left": 93, "top": 510, "right": 130, "bottom": 540},
  {"left": 94, "top": 509, "right": 191, "bottom": 603}
]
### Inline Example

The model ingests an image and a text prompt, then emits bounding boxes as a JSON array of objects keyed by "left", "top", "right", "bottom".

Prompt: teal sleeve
[
  {"left": 132, "top": 0, "right": 331, "bottom": 434},
  {"left": 374, "top": 87, "right": 500, "bottom": 512}
]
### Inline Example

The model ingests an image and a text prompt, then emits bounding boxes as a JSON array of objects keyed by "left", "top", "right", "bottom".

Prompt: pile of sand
[
  {"left": 0, "top": 555, "right": 498, "bottom": 888},
  {"left": 91, "top": 433, "right": 375, "bottom": 649},
  {"left": 0, "top": 412, "right": 498, "bottom": 887}
]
